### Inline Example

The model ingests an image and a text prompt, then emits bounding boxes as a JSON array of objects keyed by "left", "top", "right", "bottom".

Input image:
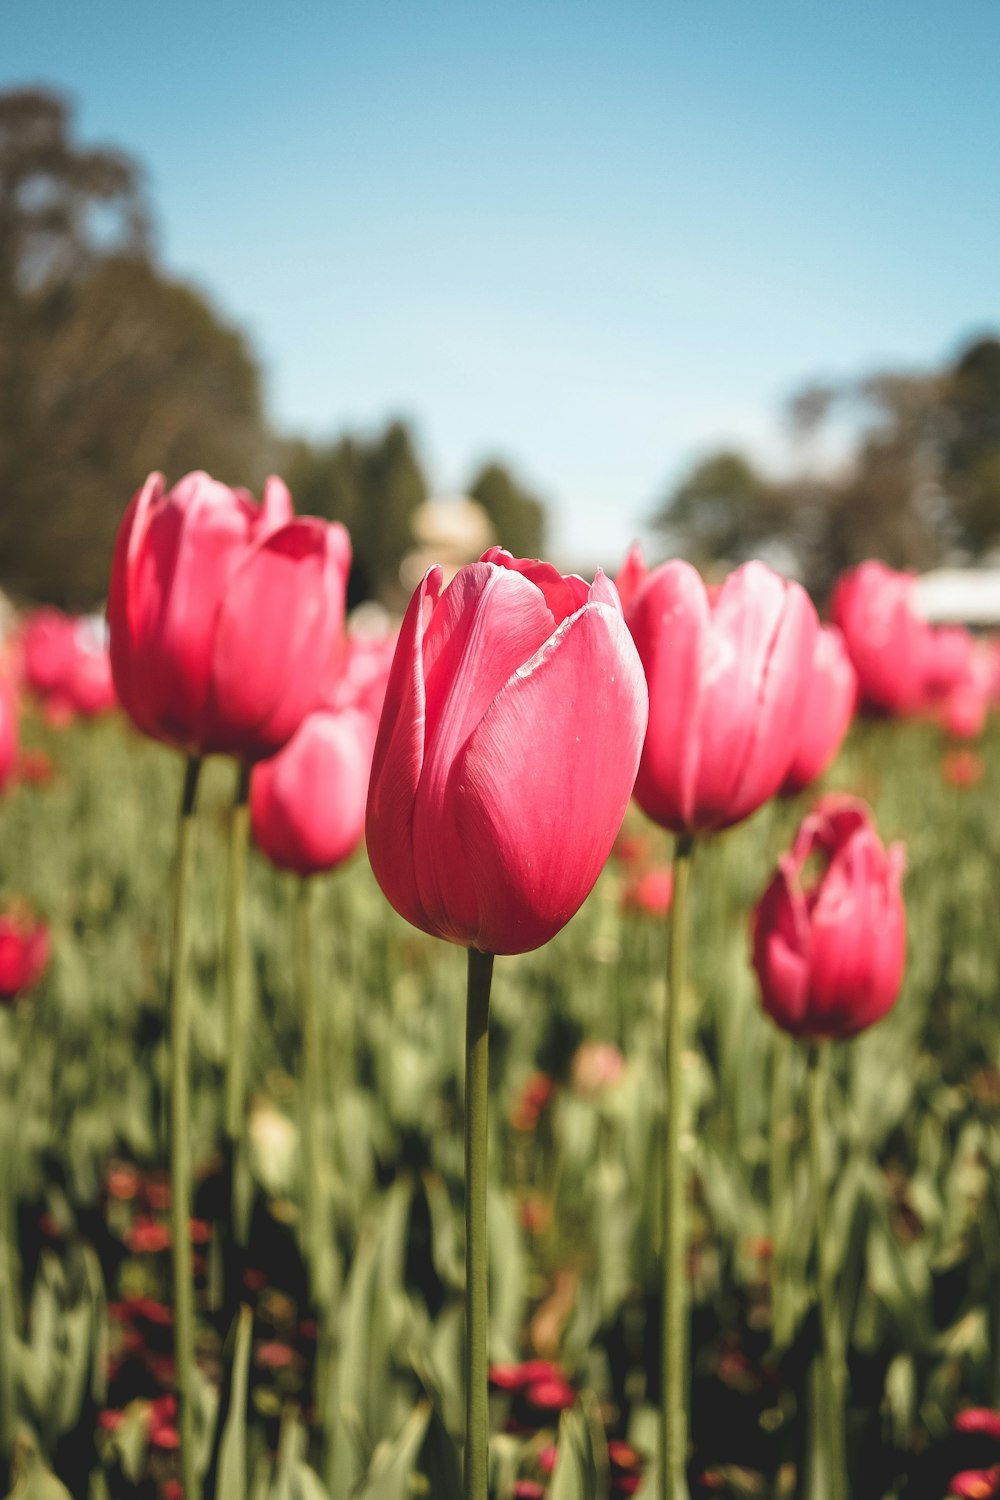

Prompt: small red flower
[
  {"left": 956, "top": 1410, "right": 1000, "bottom": 1440},
  {"left": 949, "top": 1468, "right": 1000, "bottom": 1499}
]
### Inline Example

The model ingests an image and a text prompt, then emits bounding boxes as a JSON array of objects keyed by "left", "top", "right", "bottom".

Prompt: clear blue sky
[{"left": 5, "top": 1, "right": 999, "bottom": 566}]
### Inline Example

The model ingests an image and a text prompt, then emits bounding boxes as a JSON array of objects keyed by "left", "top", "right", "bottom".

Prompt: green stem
[
  {"left": 0, "top": 1023, "right": 16, "bottom": 1484},
  {"left": 170, "top": 756, "right": 203, "bottom": 1500},
  {"left": 662, "top": 834, "right": 694, "bottom": 1500},
  {"left": 224, "top": 765, "right": 252, "bottom": 1147},
  {"left": 297, "top": 878, "right": 321, "bottom": 1290},
  {"left": 770, "top": 1033, "right": 793, "bottom": 1348},
  {"left": 464, "top": 948, "right": 494, "bottom": 1500},
  {"left": 806, "top": 1044, "right": 847, "bottom": 1500}
]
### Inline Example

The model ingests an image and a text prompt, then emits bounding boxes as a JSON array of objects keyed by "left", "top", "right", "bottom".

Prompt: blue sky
[{"left": 5, "top": 2, "right": 1000, "bottom": 566}]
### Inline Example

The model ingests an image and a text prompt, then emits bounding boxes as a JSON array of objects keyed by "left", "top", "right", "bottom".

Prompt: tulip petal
[
  {"left": 630, "top": 561, "right": 709, "bottom": 832},
  {"left": 412, "top": 563, "right": 563, "bottom": 941},
  {"left": 130, "top": 473, "right": 256, "bottom": 745},
  {"left": 366, "top": 569, "right": 439, "bottom": 932},
  {"left": 205, "top": 519, "right": 348, "bottom": 757},
  {"left": 252, "top": 708, "right": 372, "bottom": 875},
  {"left": 454, "top": 602, "right": 647, "bottom": 954},
  {"left": 480, "top": 548, "right": 588, "bottom": 623}
]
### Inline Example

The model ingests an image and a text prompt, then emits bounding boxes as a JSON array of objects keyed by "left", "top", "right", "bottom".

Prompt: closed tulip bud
[
  {"left": 0, "top": 675, "right": 17, "bottom": 794},
  {"left": 0, "top": 910, "right": 50, "bottom": 1004},
  {"left": 830, "top": 561, "right": 931, "bottom": 717},
  {"left": 752, "top": 796, "right": 906, "bottom": 1040},
  {"left": 780, "top": 625, "right": 858, "bottom": 796},
  {"left": 623, "top": 556, "right": 818, "bottom": 834},
  {"left": 250, "top": 705, "right": 376, "bottom": 876},
  {"left": 108, "top": 471, "right": 351, "bottom": 761},
  {"left": 366, "top": 548, "right": 648, "bottom": 955}
]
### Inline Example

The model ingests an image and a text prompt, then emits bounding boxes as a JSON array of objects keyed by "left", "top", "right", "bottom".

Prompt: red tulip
[
  {"left": 623, "top": 556, "right": 818, "bottom": 834},
  {"left": 752, "top": 796, "right": 905, "bottom": 1041},
  {"left": 942, "top": 749, "right": 985, "bottom": 789},
  {"left": 780, "top": 625, "right": 858, "bottom": 796},
  {"left": 0, "top": 675, "right": 17, "bottom": 794},
  {"left": 622, "top": 866, "right": 674, "bottom": 917},
  {"left": 108, "top": 471, "right": 350, "bottom": 761},
  {"left": 366, "top": 548, "right": 648, "bottom": 955},
  {"left": 0, "top": 911, "right": 50, "bottom": 1004},
  {"left": 251, "top": 705, "right": 376, "bottom": 876},
  {"left": 830, "top": 562, "right": 930, "bottom": 717},
  {"left": 948, "top": 1470, "right": 1000, "bottom": 1499},
  {"left": 21, "top": 608, "right": 77, "bottom": 699}
]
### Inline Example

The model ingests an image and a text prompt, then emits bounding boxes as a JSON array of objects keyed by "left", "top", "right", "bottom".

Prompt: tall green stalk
[
  {"left": 170, "top": 756, "right": 203, "bottom": 1500},
  {"left": 0, "top": 1022, "right": 16, "bottom": 1488},
  {"left": 297, "top": 877, "right": 321, "bottom": 1291},
  {"left": 770, "top": 1033, "right": 793, "bottom": 1348},
  {"left": 806, "top": 1044, "right": 847, "bottom": 1500},
  {"left": 464, "top": 948, "right": 494, "bottom": 1500},
  {"left": 223, "top": 765, "right": 252, "bottom": 1148},
  {"left": 662, "top": 834, "right": 694, "bottom": 1500}
]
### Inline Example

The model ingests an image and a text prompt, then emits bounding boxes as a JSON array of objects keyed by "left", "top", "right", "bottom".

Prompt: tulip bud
[
  {"left": 366, "top": 548, "right": 648, "bottom": 955},
  {"left": 0, "top": 909, "right": 50, "bottom": 1004},
  {"left": 250, "top": 706, "right": 376, "bottom": 876},
  {"left": 780, "top": 625, "right": 857, "bottom": 796},
  {"left": 752, "top": 796, "right": 906, "bottom": 1040},
  {"left": 622, "top": 555, "right": 818, "bottom": 834},
  {"left": 0, "top": 674, "right": 17, "bottom": 794},
  {"left": 830, "top": 562, "right": 931, "bottom": 717},
  {"left": 108, "top": 471, "right": 351, "bottom": 761}
]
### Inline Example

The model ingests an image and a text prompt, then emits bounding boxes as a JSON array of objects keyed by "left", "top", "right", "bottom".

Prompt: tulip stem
[
  {"left": 806, "top": 1044, "right": 847, "bottom": 1500},
  {"left": 297, "top": 877, "right": 321, "bottom": 1297},
  {"left": 770, "top": 1033, "right": 793, "bottom": 1349},
  {"left": 464, "top": 947, "right": 494, "bottom": 1500},
  {"left": 220, "top": 765, "right": 252, "bottom": 1337},
  {"left": 170, "top": 756, "right": 203, "bottom": 1500},
  {"left": 224, "top": 763, "right": 252, "bottom": 1146},
  {"left": 662, "top": 833, "right": 694, "bottom": 1500}
]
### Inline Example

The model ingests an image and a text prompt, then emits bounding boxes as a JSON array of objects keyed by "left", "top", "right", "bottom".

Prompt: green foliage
[{"left": 0, "top": 707, "right": 999, "bottom": 1496}]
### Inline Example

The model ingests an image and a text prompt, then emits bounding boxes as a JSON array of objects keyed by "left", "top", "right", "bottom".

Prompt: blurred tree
[
  {"left": 655, "top": 338, "right": 1000, "bottom": 600},
  {"left": 467, "top": 459, "right": 546, "bottom": 559},
  {"left": 0, "top": 88, "right": 267, "bottom": 608},
  {"left": 941, "top": 336, "right": 1000, "bottom": 555},
  {"left": 282, "top": 419, "right": 427, "bottom": 602},
  {"left": 651, "top": 449, "right": 800, "bottom": 570}
]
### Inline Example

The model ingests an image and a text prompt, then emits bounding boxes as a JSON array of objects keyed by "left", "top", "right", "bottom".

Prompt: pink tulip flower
[
  {"left": 366, "top": 548, "right": 648, "bottom": 955},
  {"left": 251, "top": 705, "right": 376, "bottom": 877},
  {"left": 752, "top": 795, "right": 906, "bottom": 1041},
  {"left": 0, "top": 911, "right": 50, "bottom": 1004},
  {"left": 0, "top": 675, "right": 17, "bottom": 794},
  {"left": 830, "top": 562, "right": 930, "bottom": 717},
  {"left": 780, "top": 625, "right": 858, "bottom": 796},
  {"left": 622, "top": 555, "right": 818, "bottom": 834},
  {"left": 108, "top": 471, "right": 351, "bottom": 761}
]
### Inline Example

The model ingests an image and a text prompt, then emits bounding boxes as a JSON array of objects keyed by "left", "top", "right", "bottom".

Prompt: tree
[
  {"left": 651, "top": 450, "right": 799, "bottom": 570},
  {"left": 281, "top": 419, "right": 427, "bottom": 603},
  {"left": 942, "top": 336, "right": 1000, "bottom": 555},
  {"left": 467, "top": 459, "right": 546, "bottom": 559},
  {"left": 0, "top": 89, "right": 268, "bottom": 607}
]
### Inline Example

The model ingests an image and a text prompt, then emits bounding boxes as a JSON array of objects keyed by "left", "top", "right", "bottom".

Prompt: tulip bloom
[
  {"left": 752, "top": 796, "right": 905, "bottom": 1040},
  {"left": 251, "top": 705, "right": 376, "bottom": 877},
  {"left": 780, "top": 625, "right": 858, "bottom": 796},
  {"left": 0, "top": 675, "right": 17, "bottom": 794},
  {"left": 623, "top": 555, "right": 818, "bottom": 834},
  {"left": 366, "top": 548, "right": 648, "bottom": 955},
  {"left": 830, "top": 562, "right": 930, "bottom": 717},
  {"left": 108, "top": 471, "right": 350, "bottom": 761},
  {"left": 0, "top": 911, "right": 50, "bottom": 1004}
]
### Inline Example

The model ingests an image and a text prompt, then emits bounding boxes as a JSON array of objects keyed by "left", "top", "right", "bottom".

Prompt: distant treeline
[
  {"left": 0, "top": 89, "right": 545, "bottom": 609},
  {"left": 3, "top": 88, "right": 999, "bottom": 610}
]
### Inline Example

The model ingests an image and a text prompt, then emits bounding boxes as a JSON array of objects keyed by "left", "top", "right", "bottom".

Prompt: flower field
[{"left": 1, "top": 695, "right": 998, "bottom": 1499}]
